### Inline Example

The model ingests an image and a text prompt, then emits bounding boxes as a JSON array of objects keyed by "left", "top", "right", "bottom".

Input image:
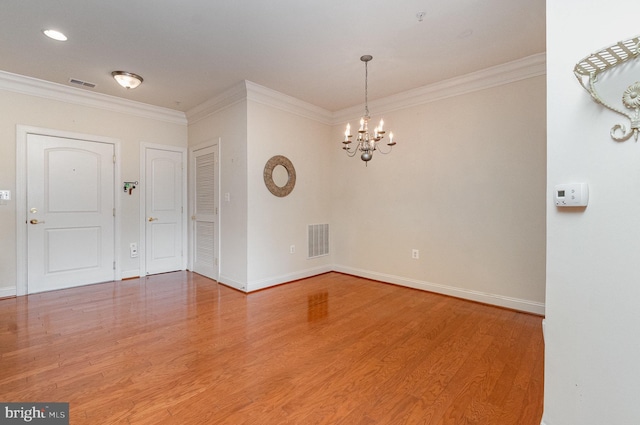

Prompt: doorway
[
  {"left": 189, "top": 141, "right": 220, "bottom": 280},
  {"left": 16, "top": 126, "right": 120, "bottom": 295},
  {"left": 140, "top": 144, "right": 187, "bottom": 276}
]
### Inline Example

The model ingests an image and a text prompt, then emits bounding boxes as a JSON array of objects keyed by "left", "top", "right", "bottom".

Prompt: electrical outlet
[
  {"left": 290, "top": 245, "right": 295, "bottom": 254},
  {"left": 412, "top": 249, "right": 419, "bottom": 259},
  {"left": 0, "top": 190, "right": 10, "bottom": 200}
]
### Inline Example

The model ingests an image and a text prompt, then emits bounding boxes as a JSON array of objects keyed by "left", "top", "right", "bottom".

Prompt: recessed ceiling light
[{"left": 43, "top": 29, "right": 68, "bottom": 41}]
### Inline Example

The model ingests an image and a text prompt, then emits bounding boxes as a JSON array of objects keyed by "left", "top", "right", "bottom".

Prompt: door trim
[
  {"left": 188, "top": 138, "right": 221, "bottom": 279},
  {"left": 139, "top": 142, "right": 188, "bottom": 277},
  {"left": 16, "top": 125, "right": 122, "bottom": 296}
]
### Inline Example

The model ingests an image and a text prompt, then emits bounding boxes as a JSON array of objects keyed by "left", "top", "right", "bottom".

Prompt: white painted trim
[
  {"left": 15, "top": 125, "right": 122, "bottom": 296},
  {"left": 188, "top": 139, "right": 221, "bottom": 281},
  {"left": 245, "top": 81, "right": 334, "bottom": 125},
  {"left": 245, "top": 265, "right": 334, "bottom": 293},
  {"left": 0, "top": 287, "right": 17, "bottom": 298},
  {"left": 0, "top": 70, "right": 186, "bottom": 125},
  {"left": 185, "top": 82, "right": 247, "bottom": 124},
  {"left": 139, "top": 143, "right": 189, "bottom": 277},
  {"left": 332, "top": 264, "right": 546, "bottom": 315},
  {"left": 1, "top": 54, "right": 544, "bottom": 129},
  {"left": 186, "top": 80, "right": 333, "bottom": 125},
  {"left": 114, "top": 140, "right": 122, "bottom": 282},
  {"left": 217, "top": 274, "right": 247, "bottom": 292},
  {"left": 333, "top": 53, "right": 547, "bottom": 123},
  {"left": 215, "top": 262, "right": 545, "bottom": 314},
  {"left": 185, "top": 54, "right": 546, "bottom": 128}
]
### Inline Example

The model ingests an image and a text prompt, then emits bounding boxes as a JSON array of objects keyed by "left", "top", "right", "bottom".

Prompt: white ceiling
[{"left": 0, "top": 0, "right": 545, "bottom": 113}]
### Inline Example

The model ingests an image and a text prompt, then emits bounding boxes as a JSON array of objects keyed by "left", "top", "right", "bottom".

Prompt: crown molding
[
  {"left": 185, "top": 81, "right": 248, "bottom": 124},
  {"left": 183, "top": 53, "right": 547, "bottom": 127},
  {"left": 186, "top": 80, "right": 334, "bottom": 125},
  {"left": 332, "top": 53, "right": 547, "bottom": 124},
  {"left": 3, "top": 52, "right": 545, "bottom": 128},
  {"left": 244, "top": 81, "right": 334, "bottom": 125},
  {"left": 0, "top": 70, "right": 187, "bottom": 125}
]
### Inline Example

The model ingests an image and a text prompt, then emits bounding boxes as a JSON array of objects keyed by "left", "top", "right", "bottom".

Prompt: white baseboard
[
  {"left": 0, "top": 286, "right": 16, "bottom": 298},
  {"left": 333, "top": 265, "right": 545, "bottom": 315},
  {"left": 245, "top": 265, "right": 333, "bottom": 293},
  {"left": 1, "top": 267, "right": 546, "bottom": 315},
  {"left": 217, "top": 274, "right": 248, "bottom": 292}
]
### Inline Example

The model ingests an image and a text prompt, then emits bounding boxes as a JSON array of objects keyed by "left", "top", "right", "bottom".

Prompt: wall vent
[
  {"left": 308, "top": 224, "right": 329, "bottom": 258},
  {"left": 69, "top": 78, "right": 96, "bottom": 88}
]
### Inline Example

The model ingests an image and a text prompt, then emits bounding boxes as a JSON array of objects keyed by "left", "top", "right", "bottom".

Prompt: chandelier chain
[{"left": 364, "top": 60, "right": 369, "bottom": 117}]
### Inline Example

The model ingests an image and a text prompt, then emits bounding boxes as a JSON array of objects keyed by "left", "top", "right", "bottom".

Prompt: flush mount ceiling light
[
  {"left": 42, "top": 29, "right": 67, "bottom": 41},
  {"left": 111, "top": 71, "right": 143, "bottom": 89},
  {"left": 341, "top": 55, "right": 396, "bottom": 164}
]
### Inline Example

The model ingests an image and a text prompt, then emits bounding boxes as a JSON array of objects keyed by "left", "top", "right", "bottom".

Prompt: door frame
[
  {"left": 139, "top": 142, "right": 188, "bottom": 277},
  {"left": 188, "top": 138, "right": 221, "bottom": 279},
  {"left": 15, "top": 125, "right": 122, "bottom": 296}
]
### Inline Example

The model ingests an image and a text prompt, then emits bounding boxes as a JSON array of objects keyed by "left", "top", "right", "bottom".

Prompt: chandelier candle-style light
[{"left": 342, "top": 55, "right": 396, "bottom": 164}]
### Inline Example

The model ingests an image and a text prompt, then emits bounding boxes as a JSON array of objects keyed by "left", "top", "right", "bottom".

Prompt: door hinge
[
  {"left": 113, "top": 208, "right": 116, "bottom": 217},
  {"left": 215, "top": 207, "right": 218, "bottom": 215},
  {"left": 113, "top": 155, "right": 116, "bottom": 164},
  {"left": 113, "top": 261, "right": 116, "bottom": 270}
]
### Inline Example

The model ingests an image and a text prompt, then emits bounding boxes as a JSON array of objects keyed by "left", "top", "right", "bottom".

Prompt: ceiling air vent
[{"left": 69, "top": 78, "right": 96, "bottom": 88}]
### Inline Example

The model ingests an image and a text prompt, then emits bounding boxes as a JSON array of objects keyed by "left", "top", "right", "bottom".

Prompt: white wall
[
  {"left": 545, "top": 1, "right": 640, "bottom": 424},
  {"left": 0, "top": 80, "right": 187, "bottom": 295},
  {"left": 186, "top": 61, "right": 547, "bottom": 311},
  {"left": 246, "top": 100, "right": 333, "bottom": 290},
  {"left": 187, "top": 82, "right": 333, "bottom": 292},
  {"left": 332, "top": 75, "right": 547, "bottom": 313}
]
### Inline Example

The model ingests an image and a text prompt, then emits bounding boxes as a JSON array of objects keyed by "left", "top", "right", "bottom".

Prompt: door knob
[
  {"left": 148, "top": 217, "right": 158, "bottom": 222},
  {"left": 30, "top": 219, "right": 45, "bottom": 225}
]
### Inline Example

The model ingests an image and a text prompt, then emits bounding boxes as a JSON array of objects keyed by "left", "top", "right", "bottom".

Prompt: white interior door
[
  {"left": 145, "top": 147, "right": 184, "bottom": 275},
  {"left": 27, "top": 134, "right": 115, "bottom": 293},
  {"left": 191, "top": 145, "right": 218, "bottom": 280}
]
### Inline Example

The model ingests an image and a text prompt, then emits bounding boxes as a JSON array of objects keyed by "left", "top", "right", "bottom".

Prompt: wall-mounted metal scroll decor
[{"left": 574, "top": 35, "right": 640, "bottom": 141}]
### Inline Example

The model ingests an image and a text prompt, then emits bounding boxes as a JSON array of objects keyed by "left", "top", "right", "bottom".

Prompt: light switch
[
  {"left": 130, "top": 243, "right": 138, "bottom": 258},
  {"left": 0, "top": 190, "right": 10, "bottom": 200}
]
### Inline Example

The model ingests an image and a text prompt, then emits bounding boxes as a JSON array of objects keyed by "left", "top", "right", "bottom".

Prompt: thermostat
[{"left": 554, "top": 183, "right": 589, "bottom": 207}]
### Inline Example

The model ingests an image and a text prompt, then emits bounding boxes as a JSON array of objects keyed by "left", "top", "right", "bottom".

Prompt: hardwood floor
[{"left": 0, "top": 272, "right": 543, "bottom": 424}]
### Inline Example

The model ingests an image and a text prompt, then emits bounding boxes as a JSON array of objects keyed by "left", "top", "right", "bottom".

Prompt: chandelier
[{"left": 342, "top": 55, "right": 396, "bottom": 164}]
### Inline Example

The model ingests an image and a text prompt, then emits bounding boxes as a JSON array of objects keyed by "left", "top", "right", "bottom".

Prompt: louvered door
[{"left": 192, "top": 145, "right": 218, "bottom": 280}]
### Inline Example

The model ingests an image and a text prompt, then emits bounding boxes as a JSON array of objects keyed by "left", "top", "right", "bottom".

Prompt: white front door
[
  {"left": 145, "top": 147, "right": 184, "bottom": 275},
  {"left": 27, "top": 134, "right": 115, "bottom": 293},
  {"left": 191, "top": 145, "right": 218, "bottom": 280}
]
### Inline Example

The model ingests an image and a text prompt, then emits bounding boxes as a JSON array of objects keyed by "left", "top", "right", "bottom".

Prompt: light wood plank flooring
[{"left": 0, "top": 272, "right": 543, "bottom": 424}]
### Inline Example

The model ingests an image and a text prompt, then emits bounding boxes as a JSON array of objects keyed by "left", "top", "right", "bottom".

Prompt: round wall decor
[{"left": 263, "top": 155, "right": 296, "bottom": 197}]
